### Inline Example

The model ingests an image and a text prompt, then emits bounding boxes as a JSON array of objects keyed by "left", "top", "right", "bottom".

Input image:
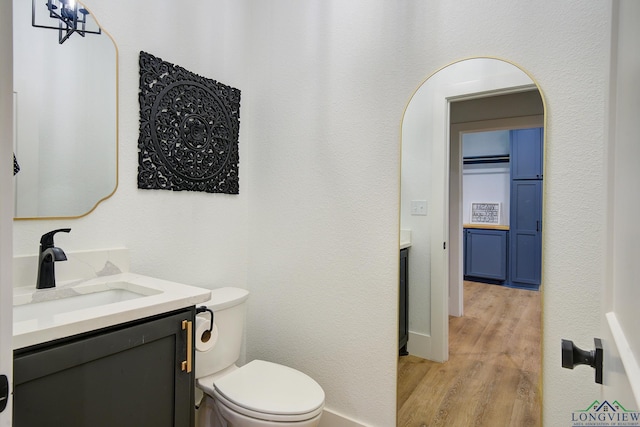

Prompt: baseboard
[
  {"left": 319, "top": 408, "right": 369, "bottom": 427},
  {"left": 406, "top": 331, "right": 432, "bottom": 360}
]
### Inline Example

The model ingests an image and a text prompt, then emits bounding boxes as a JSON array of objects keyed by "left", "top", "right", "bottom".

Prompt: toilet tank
[{"left": 195, "top": 287, "right": 249, "bottom": 380}]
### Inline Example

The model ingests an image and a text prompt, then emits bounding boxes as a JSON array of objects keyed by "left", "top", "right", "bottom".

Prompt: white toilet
[{"left": 195, "top": 287, "right": 325, "bottom": 427}]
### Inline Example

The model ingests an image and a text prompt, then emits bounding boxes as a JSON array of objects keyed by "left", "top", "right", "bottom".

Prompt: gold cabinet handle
[{"left": 181, "top": 320, "right": 193, "bottom": 373}]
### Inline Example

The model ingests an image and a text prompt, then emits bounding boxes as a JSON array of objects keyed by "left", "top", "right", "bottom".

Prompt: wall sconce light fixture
[{"left": 32, "top": 0, "right": 101, "bottom": 44}]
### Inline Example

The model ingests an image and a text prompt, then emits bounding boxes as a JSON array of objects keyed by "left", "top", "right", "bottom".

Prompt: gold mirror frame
[{"left": 13, "top": 0, "right": 118, "bottom": 220}]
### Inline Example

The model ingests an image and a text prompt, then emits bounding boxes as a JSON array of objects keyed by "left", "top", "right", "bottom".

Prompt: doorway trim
[
  {"left": 449, "top": 115, "right": 543, "bottom": 317},
  {"left": 401, "top": 57, "right": 548, "bottom": 363}
]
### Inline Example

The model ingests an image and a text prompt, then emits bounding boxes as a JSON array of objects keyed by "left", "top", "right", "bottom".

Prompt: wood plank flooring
[{"left": 397, "top": 281, "right": 541, "bottom": 427}]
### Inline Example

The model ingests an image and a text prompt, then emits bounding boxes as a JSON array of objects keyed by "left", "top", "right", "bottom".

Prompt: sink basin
[
  {"left": 13, "top": 281, "right": 162, "bottom": 324},
  {"left": 12, "top": 271, "right": 212, "bottom": 350}
]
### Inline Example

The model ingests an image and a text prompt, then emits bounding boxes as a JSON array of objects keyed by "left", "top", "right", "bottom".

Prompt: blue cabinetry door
[
  {"left": 509, "top": 180, "right": 542, "bottom": 288},
  {"left": 510, "top": 128, "right": 543, "bottom": 179},
  {"left": 464, "top": 228, "right": 508, "bottom": 281}
]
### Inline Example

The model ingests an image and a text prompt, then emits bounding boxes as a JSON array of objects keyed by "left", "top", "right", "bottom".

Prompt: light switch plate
[{"left": 411, "top": 200, "right": 427, "bottom": 216}]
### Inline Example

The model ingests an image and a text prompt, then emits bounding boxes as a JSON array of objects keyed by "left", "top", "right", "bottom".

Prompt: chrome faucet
[{"left": 36, "top": 228, "right": 71, "bottom": 289}]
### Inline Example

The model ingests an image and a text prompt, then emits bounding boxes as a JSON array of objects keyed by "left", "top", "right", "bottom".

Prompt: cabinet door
[
  {"left": 399, "top": 249, "right": 408, "bottom": 353},
  {"left": 510, "top": 128, "right": 543, "bottom": 179},
  {"left": 13, "top": 309, "right": 195, "bottom": 427},
  {"left": 509, "top": 180, "right": 542, "bottom": 288},
  {"left": 464, "top": 229, "right": 508, "bottom": 281}
]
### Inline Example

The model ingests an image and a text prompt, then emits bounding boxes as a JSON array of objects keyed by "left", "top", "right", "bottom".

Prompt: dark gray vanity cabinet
[
  {"left": 13, "top": 308, "right": 195, "bottom": 427},
  {"left": 399, "top": 248, "right": 409, "bottom": 356}
]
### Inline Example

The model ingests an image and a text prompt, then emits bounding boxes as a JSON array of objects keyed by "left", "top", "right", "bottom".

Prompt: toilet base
[
  {"left": 196, "top": 395, "right": 322, "bottom": 427},
  {"left": 196, "top": 395, "right": 228, "bottom": 427}
]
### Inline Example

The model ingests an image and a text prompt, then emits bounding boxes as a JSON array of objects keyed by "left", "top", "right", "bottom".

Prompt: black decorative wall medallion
[{"left": 138, "top": 51, "right": 241, "bottom": 194}]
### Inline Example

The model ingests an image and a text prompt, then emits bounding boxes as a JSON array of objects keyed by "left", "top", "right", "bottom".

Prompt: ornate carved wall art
[{"left": 138, "top": 51, "right": 241, "bottom": 194}]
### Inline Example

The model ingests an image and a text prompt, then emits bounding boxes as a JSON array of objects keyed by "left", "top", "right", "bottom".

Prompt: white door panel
[
  {"left": 0, "top": 0, "right": 13, "bottom": 422},
  {"left": 605, "top": 313, "right": 640, "bottom": 407},
  {"left": 599, "top": 0, "right": 640, "bottom": 413}
]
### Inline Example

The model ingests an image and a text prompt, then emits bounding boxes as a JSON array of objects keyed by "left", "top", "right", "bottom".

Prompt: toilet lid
[{"left": 213, "top": 360, "right": 325, "bottom": 417}]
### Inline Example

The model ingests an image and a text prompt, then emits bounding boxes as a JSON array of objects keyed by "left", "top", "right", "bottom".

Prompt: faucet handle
[{"left": 40, "top": 228, "right": 71, "bottom": 248}]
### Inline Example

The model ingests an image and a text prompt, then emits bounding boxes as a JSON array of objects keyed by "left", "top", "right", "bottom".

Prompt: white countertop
[{"left": 13, "top": 272, "right": 211, "bottom": 350}]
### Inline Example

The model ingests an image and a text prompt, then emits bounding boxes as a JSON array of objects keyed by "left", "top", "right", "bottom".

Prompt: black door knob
[{"left": 561, "top": 338, "right": 603, "bottom": 384}]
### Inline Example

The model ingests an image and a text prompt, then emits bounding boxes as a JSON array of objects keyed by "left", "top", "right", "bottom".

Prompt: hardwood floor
[{"left": 397, "top": 281, "right": 541, "bottom": 427}]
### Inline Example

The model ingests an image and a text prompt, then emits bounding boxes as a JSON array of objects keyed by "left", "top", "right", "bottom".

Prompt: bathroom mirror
[
  {"left": 398, "top": 57, "right": 544, "bottom": 425},
  {"left": 12, "top": 0, "right": 117, "bottom": 219}
]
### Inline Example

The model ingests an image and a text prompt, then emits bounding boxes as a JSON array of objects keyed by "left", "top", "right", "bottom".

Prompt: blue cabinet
[
  {"left": 462, "top": 128, "right": 543, "bottom": 290},
  {"left": 509, "top": 127, "right": 543, "bottom": 290},
  {"left": 509, "top": 180, "right": 542, "bottom": 288},
  {"left": 510, "top": 128, "right": 543, "bottom": 179},
  {"left": 464, "top": 228, "right": 508, "bottom": 281}
]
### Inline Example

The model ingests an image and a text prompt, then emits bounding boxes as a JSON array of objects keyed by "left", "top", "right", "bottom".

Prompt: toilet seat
[{"left": 200, "top": 360, "right": 324, "bottom": 423}]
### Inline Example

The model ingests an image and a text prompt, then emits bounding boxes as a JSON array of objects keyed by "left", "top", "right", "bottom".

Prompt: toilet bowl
[
  {"left": 197, "top": 360, "right": 324, "bottom": 427},
  {"left": 194, "top": 288, "right": 324, "bottom": 427}
]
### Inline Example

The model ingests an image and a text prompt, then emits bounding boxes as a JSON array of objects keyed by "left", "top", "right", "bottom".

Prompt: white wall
[
  {"left": 243, "top": 3, "right": 399, "bottom": 423},
  {"left": 461, "top": 131, "right": 510, "bottom": 225},
  {"left": 462, "top": 130, "right": 510, "bottom": 158},
  {"left": 8, "top": 1, "right": 618, "bottom": 426},
  {"left": 462, "top": 164, "right": 510, "bottom": 225}
]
